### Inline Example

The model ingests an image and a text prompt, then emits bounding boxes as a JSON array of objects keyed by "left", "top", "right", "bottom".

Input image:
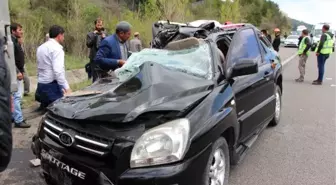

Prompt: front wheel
[
  {"left": 202, "top": 137, "right": 230, "bottom": 185},
  {"left": 269, "top": 85, "right": 282, "bottom": 126}
]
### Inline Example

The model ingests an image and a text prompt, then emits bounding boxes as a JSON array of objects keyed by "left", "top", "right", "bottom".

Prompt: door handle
[{"left": 264, "top": 71, "right": 271, "bottom": 78}]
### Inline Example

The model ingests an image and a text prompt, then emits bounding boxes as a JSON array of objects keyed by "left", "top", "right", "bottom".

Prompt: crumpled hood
[{"left": 49, "top": 62, "right": 213, "bottom": 122}]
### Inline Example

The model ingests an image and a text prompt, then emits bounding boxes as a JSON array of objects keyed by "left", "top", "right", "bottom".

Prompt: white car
[{"left": 284, "top": 35, "right": 300, "bottom": 47}]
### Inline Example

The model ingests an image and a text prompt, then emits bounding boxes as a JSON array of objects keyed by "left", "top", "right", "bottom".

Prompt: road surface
[
  {"left": 1, "top": 47, "right": 335, "bottom": 185},
  {"left": 230, "top": 49, "right": 336, "bottom": 185}
]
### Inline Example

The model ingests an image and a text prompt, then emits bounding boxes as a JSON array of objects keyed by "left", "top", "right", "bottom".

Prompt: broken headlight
[{"left": 130, "top": 118, "right": 190, "bottom": 168}]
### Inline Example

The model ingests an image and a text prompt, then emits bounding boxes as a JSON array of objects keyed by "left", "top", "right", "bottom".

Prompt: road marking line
[{"left": 282, "top": 53, "right": 297, "bottom": 66}]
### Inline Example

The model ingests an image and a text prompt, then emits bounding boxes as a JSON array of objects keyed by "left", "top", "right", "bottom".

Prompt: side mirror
[{"left": 226, "top": 58, "right": 258, "bottom": 79}]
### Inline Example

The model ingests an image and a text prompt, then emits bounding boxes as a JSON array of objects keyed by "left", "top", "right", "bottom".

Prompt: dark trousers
[
  {"left": 90, "top": 60, "right": 99, "bottom": 83},
  {"left": 317, "top": 54, "right": 329, "bottom": 82},
  {"left": 23, "top": 72, "right": 30, "bottom": 93},
  {"left": 35, "top": 81, "right": 63, "bottom": 108}
]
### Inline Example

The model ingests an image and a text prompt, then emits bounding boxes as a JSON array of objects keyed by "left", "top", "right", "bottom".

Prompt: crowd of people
[
  {"left": 5, "top": 19, "right": 334, "bottom": 132},
  {"left": 259, "top": 24, "right": 334, "bottom": 85},
  {"left": 295, "top": 24, "right": 334, "bottom": 85},
  {"left": 8, "top": 18, "right": 143, "bottom": 129},
  {"left": 260, "top": 28, "right": 282, "bottom": 52},
  {"left": 86, "top": 18, "right": 143, "bottom": 82}
]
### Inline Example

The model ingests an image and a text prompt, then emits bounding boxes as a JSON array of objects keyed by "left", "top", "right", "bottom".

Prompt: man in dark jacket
[
  {"left": 261, "top": 29, "right": 272, "bottom": 43},
  {"left": 0, "top": 37, "right": 12, "bottom": 172},
  {"left": 10, "top": 23, "right": 29, "bottom": 128},
  {"left": 94, "top": 21, "right": 132, "bottom": 78},
  {"left": 313, "top": 24, "right": 335, "bottom": 85},
  {"left": 86, "top": 18, "right": 107, "bottom": 82},
  {"left": 272, "top": 28, "right": 281, "bottom": 52}
]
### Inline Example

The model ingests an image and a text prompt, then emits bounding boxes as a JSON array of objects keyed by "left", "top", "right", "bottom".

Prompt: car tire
[
  {"left": 269, "top": 85, "right": 282, "bottom": 126},
  {"left": 201, "top": 137, "right": 230, "bottom": 185}
]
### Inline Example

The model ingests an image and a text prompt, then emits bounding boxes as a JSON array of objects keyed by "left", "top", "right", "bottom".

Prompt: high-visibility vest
[
  {"left": 298, "top": 36, "right": 310, "bottom": 56},
  {"left": 319, "top": 33, "right": 334, "bottom": 54}
]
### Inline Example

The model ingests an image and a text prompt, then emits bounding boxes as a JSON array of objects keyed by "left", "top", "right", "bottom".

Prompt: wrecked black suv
[{"left": 31, "top": 22, "right": 283, "bottom": 185}]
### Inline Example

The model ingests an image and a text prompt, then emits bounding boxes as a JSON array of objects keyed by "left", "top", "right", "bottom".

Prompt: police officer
[
  {"left": 295, "top": 29, "right": 311, "bottom": 82},
  {"left": 313, "top": 24, "right": 335, "bottom": 85}
]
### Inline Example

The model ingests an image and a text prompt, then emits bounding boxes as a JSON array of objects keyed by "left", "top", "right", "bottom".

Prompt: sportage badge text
[{"left": 41, "top": 149, "right": 86, "bottom": 180}]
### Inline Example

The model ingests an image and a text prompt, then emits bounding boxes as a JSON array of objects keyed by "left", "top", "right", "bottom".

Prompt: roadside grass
[
  {"left": 22, "top": 80, "right": 92, "bottom": 108},
  {"left": 25, "top": 55, "right": 88, "bottom": 76}
]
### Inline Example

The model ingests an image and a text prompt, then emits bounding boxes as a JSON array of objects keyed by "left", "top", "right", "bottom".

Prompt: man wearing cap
[
  {"left": 272, "top": 28, "right": 281, "bottom": 52},
  {"left": 313, "top": 24, "right": 335, "bottom": 85},
  {"left": 130, "top": 32, "right": 142, "bottom": 52},
  {"left": 95, "top": 21, "right": 132, "bottom": 79}
]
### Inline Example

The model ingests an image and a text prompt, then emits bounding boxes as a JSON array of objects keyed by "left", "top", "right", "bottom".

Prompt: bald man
[
  {"left": 130, "top": 32, "right": 142, "bottom": 52},
  {"left": 94, "top": 21, "right": 132, "bottom": 80}
]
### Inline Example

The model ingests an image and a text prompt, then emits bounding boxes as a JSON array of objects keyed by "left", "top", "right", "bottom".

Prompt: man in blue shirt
[{"left": 94, "top": 21, "right": 132, "bottom": 79}]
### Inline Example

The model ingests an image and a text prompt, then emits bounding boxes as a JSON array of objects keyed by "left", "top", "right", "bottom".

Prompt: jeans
[
  {"left": 317, "top": 54, "right": 330, "bottom": 81},
  {"left": 12, "top": 80, "right": 24, "bottom": 124}
]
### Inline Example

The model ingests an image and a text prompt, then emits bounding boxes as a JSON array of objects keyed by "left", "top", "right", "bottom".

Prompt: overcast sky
[{"left": 271, "top": 0, "right": 336, "bottom": 27}]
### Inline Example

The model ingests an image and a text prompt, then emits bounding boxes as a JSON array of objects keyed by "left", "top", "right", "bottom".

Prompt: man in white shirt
[{"left": 35, "top": 25, "right": 71, "bottom": 110}]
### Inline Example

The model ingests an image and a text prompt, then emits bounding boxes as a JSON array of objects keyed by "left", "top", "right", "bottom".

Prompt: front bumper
[{"left": 32, "top": 135, "right": 213, "bottom": 185}]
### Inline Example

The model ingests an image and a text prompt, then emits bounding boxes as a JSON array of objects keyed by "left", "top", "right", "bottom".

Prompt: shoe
[
  {"left": 295, "top": 78, "right": 304, "bottom": 82},
  {"left": 312, "top": 80, "right": 322, "bottom": 85},
  {"left": 14, "top": 120, "right": 31, "bottom": 128}
]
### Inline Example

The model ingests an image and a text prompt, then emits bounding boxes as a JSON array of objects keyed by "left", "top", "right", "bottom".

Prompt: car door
[
  {"left": 257, "top": 37, "right": 277, "bottom": 121},
  {"left": 227, "top": 27, "right": 273, "bottom": 141}
]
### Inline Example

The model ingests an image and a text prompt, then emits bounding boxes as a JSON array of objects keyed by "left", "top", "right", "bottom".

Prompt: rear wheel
[
  {"left": 269, "top": 85, "right": 282, "bottom": 126},
  {"left": 202, "top": 137, "right": 230, "bottom": 185}
]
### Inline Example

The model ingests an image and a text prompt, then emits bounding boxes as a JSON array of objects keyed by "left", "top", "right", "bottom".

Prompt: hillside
[
  {"left": 9, "top": 0, "right": 292, "bottom": 69},
  {"left": 290, "top": 18, "right": 313, "bottom": 31}
]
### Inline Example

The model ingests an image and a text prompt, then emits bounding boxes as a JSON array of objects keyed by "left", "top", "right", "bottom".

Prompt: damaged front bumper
[{"left": 31, "top": 134, "right": 213, "bottom": 185}]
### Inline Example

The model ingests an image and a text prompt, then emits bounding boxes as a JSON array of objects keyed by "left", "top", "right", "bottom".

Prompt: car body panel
[
  {"left": 31, "top": 21, "right": 283, "bottom": 185},
  {"left": 49, "top": 62, "right": 214, "bottom": 122},
  {"left": 188, "top": 19, "right": 222, "bottom": 28},
  {"left": 225, "top": 27, "right": 276, "bottom": 140}
]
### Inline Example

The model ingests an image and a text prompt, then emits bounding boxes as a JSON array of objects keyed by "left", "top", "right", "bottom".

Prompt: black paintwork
[
  {"left": 48, "top": 62, "right": 213, "bottom": 122},
  {"left": 31, "top": 23, "right": 283, "bottom": 185}
]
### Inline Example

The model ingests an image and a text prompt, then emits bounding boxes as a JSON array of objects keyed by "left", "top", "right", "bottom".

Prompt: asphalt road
[
  {"left": 230, "top": 49, "right": 336, "bottom": 185},
  {"left": 1, "top": 47, "right": 335, "bottom": 185}
]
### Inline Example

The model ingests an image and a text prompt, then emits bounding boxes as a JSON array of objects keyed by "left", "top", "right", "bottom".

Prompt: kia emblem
[{"left": 59, "top": 132, "right": 74, "bottom": 146}]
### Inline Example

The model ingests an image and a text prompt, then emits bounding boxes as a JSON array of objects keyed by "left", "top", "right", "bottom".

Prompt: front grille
[{"left": 42, "top": 115, "right": 112, "bottom": 156}]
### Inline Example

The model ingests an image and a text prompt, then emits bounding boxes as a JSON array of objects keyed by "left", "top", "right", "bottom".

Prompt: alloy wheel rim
[
  {"left": 275, "top": 92, "right": 281, "bottom": 120},
  {"left": 209, "top": 149, "right": 225, "bottom": 185}
]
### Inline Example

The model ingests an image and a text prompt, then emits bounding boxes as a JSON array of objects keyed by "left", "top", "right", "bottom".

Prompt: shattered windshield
[{"left": 115, "top": 42, "right": 213, "bottom": 82}]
